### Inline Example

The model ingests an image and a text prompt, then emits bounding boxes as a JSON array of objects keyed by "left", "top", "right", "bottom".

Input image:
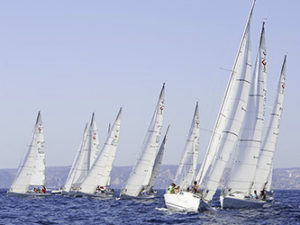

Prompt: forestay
[
  {"left": 201, "top": 0, "right": 255, "bottom": 202},
  {"left": 63, "top": 124, "right": 88, "bottom": 192},
  {"left": 175, "top": 102, "right": 200, "bottom": 190},
  {"left": 252, "top": 56, "right": 287, "bottom": 192},
  {"left": 226, "top": 22, "right": 267, "bottom": 196},
  {"left": 147, "top": 126, "right": 170, "bottom": 192},
  {"left": 79, "top": 108, "right": 122, "bottom": 194},
  {"left": 122, "top": 84, "right": 165, "bottom": 197},
  {"left": 9, "top": 112, "right": 46, "bottom": 193}
]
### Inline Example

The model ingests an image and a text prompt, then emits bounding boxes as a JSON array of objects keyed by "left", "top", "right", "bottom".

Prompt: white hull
[
  {"left": 7, "top": 191, "right": 51, "bottom": 197},
  {"left": 51, "top": 190, "right": 62, "bottom": 194},
  {"left": 220, "top": 195, "right": 265, "bottom": 209},
  {"left": 120, "top": 194, "right": 156, "bottom": 200},
  {"left": 164, "top": 192, "right": 201, "bottom": 212},
  {"left": 61, "top": 191, "right": 81, "bottom": 197},
  {"left": 78, "top": 191, "right": 114, "bottom": 199}
]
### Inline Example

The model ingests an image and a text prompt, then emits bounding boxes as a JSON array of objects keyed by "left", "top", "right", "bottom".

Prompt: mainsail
[
  {"left": 252, "top": 56, "right": 287, "bottom": 192},
  {"left": 147, "top": 126, "right": 170, "bottom": 191},
  {"left": 121, "top": 83, "right": 165, "bottom": 197},
  {"left": 175, "top": 102, "right": 200, "bottom": 190},
  {"left": 89, "top": 113, "right": 100, "bottom": 167},
  {"left": 9, "top": 112, "right": 46, "bottom": 193},
  {"left": 63, "top": 124, "right": 88, "bottom": 192},
  {"left": 79, "top": 108, "right": 122, "bottom": 194},
  {"left": 200, "top": 0, "right": 255, "bottom": 202},
  {"left": 225, "top": 22, "right": 267, "bottom": 196}
]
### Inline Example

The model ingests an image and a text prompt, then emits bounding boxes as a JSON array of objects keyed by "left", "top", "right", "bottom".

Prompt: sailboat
[
  {"left": 61, "top": 124, "right": 89, "bottom": 195},
  {"left": 164, "top": 102, "right": 200, "bottom": 212},
  {"left": 220, "top": 22, "right": 267, "bottom": 209},
  {"left": 77, "top": 108, "right": 122, "bottom": 198},
  {"left": 143, "top": 125, "right": 170, "bottom": 195},
  {"left": 173, "top": 0, "right": 254, "bottom": 211},
  {"left": 7, "top": 112, "right": 50, "bottom": 197},
  {"left": 252, "top": 56, "right": 287, "bottom": 198},
  {"left": 120, "top": 83, "right": 165, "bottom": 199},
  {"left": 61, "top": 113, "right": 100, "bottom": 195}
]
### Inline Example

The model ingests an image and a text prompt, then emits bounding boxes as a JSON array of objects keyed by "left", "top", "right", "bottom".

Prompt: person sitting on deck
[
  {"left": 252, "top": 190, "right": 258, "bottom": 199},
  {"left": 174, "top": 186, "right": 180, "bottom": 193},
  {"left": 260, "top": 189, "right": 266, "bottom": 200},
  {"left": 99, "top": 186, "right": 106, "bottom": 194},
  {"left": 192, "top": 181, "right": 201, "bottom": 194},
  {"left": 41, "top": 186, "right": 46, "bottom": 194},
  {"left": 149, "top": 187, "right": 157, "bottom": 194},
  {"left": 167, "top": 183, "right": 176, "bottom": 194}
]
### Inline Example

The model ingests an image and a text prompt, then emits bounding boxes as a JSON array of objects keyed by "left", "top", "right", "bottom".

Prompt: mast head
[
  {"left": 116, "top": 107, "right": 122, "bottom": 121},
  {"left": 36, "top": 111, "right": 42, "bottom": 125},
  {"left": 90, "top": 112, "right": 95, "bottom": 125}
]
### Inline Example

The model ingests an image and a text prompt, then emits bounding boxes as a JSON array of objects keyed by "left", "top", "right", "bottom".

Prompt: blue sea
[{"left": 0, "top": 189, "right": 299, "bottom": 224}]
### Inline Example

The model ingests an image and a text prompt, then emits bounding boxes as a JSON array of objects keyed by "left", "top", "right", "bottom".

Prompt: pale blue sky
[{"left": 0, "top": 0, "right": 299, "bottom": 169}]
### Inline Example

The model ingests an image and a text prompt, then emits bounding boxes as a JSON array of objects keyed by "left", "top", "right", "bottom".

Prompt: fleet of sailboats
[{"left": 5, "top": 0, "right": 289, "bottom": 214}]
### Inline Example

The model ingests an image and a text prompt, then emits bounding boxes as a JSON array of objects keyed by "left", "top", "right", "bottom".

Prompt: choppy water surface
[{"left": 0, "top": 189, "right": 299, "bottom": 224}]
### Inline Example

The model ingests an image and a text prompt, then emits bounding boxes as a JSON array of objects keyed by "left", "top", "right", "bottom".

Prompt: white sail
[
  {"left": 63, "top": 124, "right": 88, "bottom": 192},
  {"left": 79, "top": 108, "right": 122, "bottom": 194},
  {"left": 201, "top": 1, "right": 255, "bottom": 202},
  {"left": 9, "top": 112, "right": 46, "bottom": 193},
  {"left": 121, "top": 84, "right": 165, "bottom": 197},
  {"left": 265, "top": 165, "right": 272, "bottom": 192},
  {"left": 252, "top": 56, "right": 287, "bottom": 192},
  {"left": 147, "top": 126, "right": 170, "bottom": 191},
  {"left": 89, "top": 113, "right": 100, "bottom": 167},
  {"left": 175, "top": 102, "right": 200, "bottom": 190},
  {"left": 70, "top": 123, "right": 91, "bottom": 189},
  {"left": 225, "top": 22, "right": 267, "bottom": 196}
]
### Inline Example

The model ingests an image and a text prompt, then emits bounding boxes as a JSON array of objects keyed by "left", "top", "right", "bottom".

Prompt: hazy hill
[{"left": 1, "top": 165, "right": 299, "bottom": 190}]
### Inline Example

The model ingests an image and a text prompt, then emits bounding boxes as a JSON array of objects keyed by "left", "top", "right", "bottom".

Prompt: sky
[{"left": 0, "top": 0, "right": 299, "bottom": 169}]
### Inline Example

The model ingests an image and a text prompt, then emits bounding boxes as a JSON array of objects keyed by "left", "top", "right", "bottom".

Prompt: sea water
[{"left": 0, "top": 189, "right": 299, "bottom": 224}]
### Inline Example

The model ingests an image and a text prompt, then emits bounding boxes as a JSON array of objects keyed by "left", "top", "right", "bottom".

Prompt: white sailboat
[
  {"left": 61, "top": 113, "right": 101, "bottom": 196},
  {"left": 120, "top": 83, "right": 165, "bottom": 198},
  {"left": 145, "top": 125, "right": 170, "bottom": 195},
  {"left": 77, "top": 108, "right": 122, "bottom": 198},
  {"left": 8, "top": 112, "right": 49, "bottom": 197},
  {"left": 221, "top": 22, "right": 267, "bottom": 209},
  {"left": 164, "top": 102, "right": 200, "bottom": 212},
  {"left": 197, "top": 0, "right": 255, "bottom": 209},
  {"left": 252, "top": 56, "right": 287, "bottom": 194},
  {"left": 61, "top": 124, "right": 89, "bottom": 195}
]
